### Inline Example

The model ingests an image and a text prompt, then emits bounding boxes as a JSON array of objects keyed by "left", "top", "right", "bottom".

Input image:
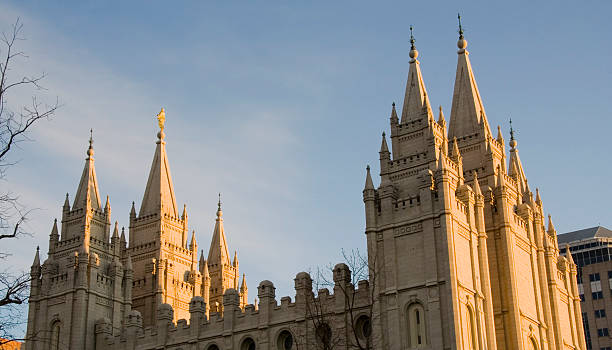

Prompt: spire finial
[
  {"left": 87, "top": 129, "right": 94, "bottom": 158},
  {"left": 509, "top": 118, "right": 517, "bottom": 149},
  {"left": 156, "top": 108, "right": 166, "bottom": 140},
  {"left": 408, "top": 25, "right": 419, "bottom": 62},
  {"left": 218, "top": 193, "right": 222, "bottom": 210},
  {"left": 216, "top": 193, "right": 223, "bottom": 218},
  {"left": 457, "top": 13, "right": 468, "bottom": 51}
]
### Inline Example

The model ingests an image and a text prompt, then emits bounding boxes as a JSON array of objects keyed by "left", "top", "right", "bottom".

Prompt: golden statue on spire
[{"left": 156, "top": 108, "right": 166, "bottom": 131}]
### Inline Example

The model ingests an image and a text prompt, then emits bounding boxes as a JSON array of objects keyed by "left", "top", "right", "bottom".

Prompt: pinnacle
[
  {"left": 112, "top": 221, "right": 119, "bottom": 238},
  {"left": 32, "top": 246, "right": 40, "bottom": 266},
  {"left": 364, "top": 165, "right": 374, "bottom": 191},
  {"left": 472, "top": 170, "right": 482, "bottom": 196},
  {"left": 547, "top": 214, "right": 556, "bottom": 234},
  {"left": 380, "top": 132, "right": 389, "bottom": 153},
  {"left": 51, "top": 218, "right": 58, "bottom": 237}
]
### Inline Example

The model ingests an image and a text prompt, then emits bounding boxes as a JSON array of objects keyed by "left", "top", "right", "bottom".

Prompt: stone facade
[{"left": 25, "top": 29, "right": 585, "bottom": 350}]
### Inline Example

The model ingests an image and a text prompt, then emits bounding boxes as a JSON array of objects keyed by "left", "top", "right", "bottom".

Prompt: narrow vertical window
[
  {"left": 50, "top": 322, "right": 60, "bottom": 350},
  {"left": 407, "top": 303, "right": 427, "bottom": 348}
]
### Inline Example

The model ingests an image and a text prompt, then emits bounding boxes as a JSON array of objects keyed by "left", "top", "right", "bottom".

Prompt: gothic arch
[
  {"left": 462, "top": 303, "right": 477, "bottom": 350},
  {"left": 405, "top": 301, "right": 427, "bottom": 348},
  {"left": 275, "top": 329, "right": 295, "bottom": 350},
  {"left": 49, "top": 320, "right": 61, "bottom": 350}
]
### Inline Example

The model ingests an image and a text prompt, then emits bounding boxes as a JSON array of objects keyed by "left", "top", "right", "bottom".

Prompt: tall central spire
[
  {"left": 400, "top": 26, "right": 433, "bottom": 124},
  {"left": 208, "top": 194, "right": 231, "bottom": 267},
  {"left": 72, "top": 130, "right": 101, "bottom": 210},
  {"left": 448, "top": 15, "right": 492, "bottom": 140},
  {"left": 139, "top": 108, "right": 178, "bottom": 217}
]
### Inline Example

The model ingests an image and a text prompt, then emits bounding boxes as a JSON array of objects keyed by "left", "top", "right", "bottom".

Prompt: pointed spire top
[
  {"left": 233, "top": 250, "right": 238, "bottom": 266},
  {"left": 496, "top": 125, "right": 504, "bottom": 144},
  {"left": 209, "top": 196, "right": 231, "bottom": 267},
  {"left": 364, "top": 165, "right": 374, "bottom": 190},
  {"left": 112, "top": 221, "right": 119, "bottom": 238},
  {"left": 203, "top": 259, "right": 209, "bottom": 277},
  {"left": 33, "top": 246, "right": 40, "bottom": 266},
  {"left": 565, "top": 243, "right": 575, "bottom": 263},
  {"left": 190, "top": 230, "right": 197, "bottom": 249},
  {"left": 217, "top": 193, "right": 223, "bottom": 218},
  {"left": 51, "top": 218, "right": 58, "bottom": 236},
  {"left": 535, "top": 188, "right": 542, "bottom": 205},
  {"left": 547, "top": 214, "right": 556, "bottom": 234},
  {"left": 73, "top": 131, "right": 102, "bottom": 211},
  {"left": 120, "top": 226, "right": 126, "bottom": 242},
  {"left": 409, "top": 25, "right": 418, "bottom": 62},
  {"left": 390, "top": 102, "right": 398, "bottom": 124},
  {"left": 63, "top": 193, "right": 70, "bottom": 209},
  {"left": 139, "top": 111, "right": 178, "bottom": 217},
  {"left": 87, "top": 129, "right": 94, "bottom": 159},
  {"left": 438, "top": 106, "right": 446, "bottom": 125},
  {"left": 509, "top": 118, "right": 517, "bottom": 149},
  {"left": 380, "top": 132, "right": 389, "bottom": 153},
  {"left": 451, "top": 137, "right": 461, "bottom": 159},
  {"left": 182, "top": 203, "right": 187, "bottom": 220},
  {"left": 240, "top": 273, "right": 247, "bottom": 291},
  {"left": 458, "top": 13, "right": 464, "bottom": 39}
]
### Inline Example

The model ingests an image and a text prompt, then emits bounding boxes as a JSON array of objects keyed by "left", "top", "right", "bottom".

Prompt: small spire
[
  {"left": 364, "top": 165, "right": 374, "bottom": 190},
  {"left": 535, "top": 188, "right": 542, "bottom": 205},
  {"left": 120, "top": 226, "right": 126, "bottom": 243},
  {"left": 496, "top": 125, "right": 504, "bottom": 145},
  {"left": 409, "top": 25, "right": 418, "bottom": 62},
  {"left": 199, "top": 250, "right": 205, "bottom": 272},
  {"left": 437, "top": 147, "right": 446, "bottom": 169},
  {"left": 112, "top": 221, "right": 119, "bottom": 238},
  {"left": 380, "top": 132, "right": 389, "bottom": 153},
  {"left": 437, "top": 106, "right": 446, "bottom": 125},
  {"left": 190, "top": 230, "right": 197, "bottom": 249},
  {"left": 565, "top": 244, "right": 575, "bottom": 264},
  {"left": 51, "top": 218, "right": 58, "bottom": 237},
  {"left": 104, "top": 195, "right": 110, "bottom": 214},
  {"left": 203, "top": 260, "right": 209, "bottom": 277},
  {"left": 390, "top": 102, "right": 398, "bottom": 123},
  {"left": 240, "top": 273, "right": 247, "bottom": 292},
  {"left": 217, "top": 193, "right": 223, "bottom": 218},
  {"left": 547, "top": 214, "right": 556, "bottom": 234},
  {"left": 451, "top": 137, "right": 461, "bottom": 160},
  {"left": 130, "top": 201, "right": 136, "bottom": 216},
  {"left": 497, "top": 165, "right": 505, "bottom": 187},
  {"left": 63, "top": 193, "right": 70, "bottom": 209},
  {"left": 33, "top": 246, "right": 40, "bottom": 266},
  {"left": 233, "top": 250, "right": 238, "bottom": 266}
]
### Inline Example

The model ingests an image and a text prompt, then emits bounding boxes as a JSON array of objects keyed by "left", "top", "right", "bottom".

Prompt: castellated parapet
[{"left": 94, "top": 272, "right": 373, "bottom": 350}]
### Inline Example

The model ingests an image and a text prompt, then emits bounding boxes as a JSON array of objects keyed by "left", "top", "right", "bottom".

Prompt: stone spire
[
  {"left": 139, "top": 110, "right": 178, "bottom": 218},
  {"left": 390, "top": 102, "right": 398, "bottom": 124},
  {"left": 32, "top": 246, "right": 40, "bottom": 267},
  {"left": 364, "top": 165, "right": 374, "bottom": 191},
  {"left": 448, "top": 16, "right": 492, "bottom": 140},
  {"left": 400, "top": 26, "right": 434, "bottom": 124},
  {"left": 208, "top": 195, "right": 231, "bottom": 267},
  {"left": 72, "top": 130, "right": 101, "bottom": 210},
  {"left": 380, "top": 132, "right": 389, "bottom": 153},
  {"left": 507, "top": 119, "right": 527, "bottom": 191}
]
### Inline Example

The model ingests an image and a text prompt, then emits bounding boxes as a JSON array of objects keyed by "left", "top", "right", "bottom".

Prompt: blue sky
[{"left": 1, "top": 0, "right": 611, "bottom": 332}]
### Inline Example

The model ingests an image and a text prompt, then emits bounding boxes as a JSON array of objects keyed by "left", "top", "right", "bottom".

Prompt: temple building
[{"left": 25, "top": 23, "right": 585, "bottom": 350}]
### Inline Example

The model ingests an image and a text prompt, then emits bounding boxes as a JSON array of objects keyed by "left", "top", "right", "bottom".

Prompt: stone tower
[
  {"left": 203, "top": 198, "right": 248, "bottom": 314},
  {"left": 363, "top": 26, "right": 586, "bottom": 350},
  {"left": 129, "top": 124, "right": 201, "bottom": 326},
  {"left": 25, "top": 136, "right": 133, "bottom": 350}
]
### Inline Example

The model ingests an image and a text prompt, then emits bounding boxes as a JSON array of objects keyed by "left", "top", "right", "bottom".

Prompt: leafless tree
[
  {"left": 0, "top": 17, "right": 58, "bottom": 343},
  {"left": 293, "top": 249, "right": 380, "bottom": 350}
]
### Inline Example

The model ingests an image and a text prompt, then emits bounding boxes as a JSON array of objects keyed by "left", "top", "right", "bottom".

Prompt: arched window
[
  {"left": 207, "top": 345, "right": 220, "bottom": 350},
  {"left": 406, "top": 303, "right": 427, "bottom": 348},
  {"left": 241, "top": 337, "right": 256, "bottom": 350},
  {"left": 50, "top": 322, "right": 61, "bottom": 350},
  {"left": 463, "top": 305, "right": 477, "bottom": 350},
  {"left": 277, "top": 330, "right": 294, "bottom": 350}
]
